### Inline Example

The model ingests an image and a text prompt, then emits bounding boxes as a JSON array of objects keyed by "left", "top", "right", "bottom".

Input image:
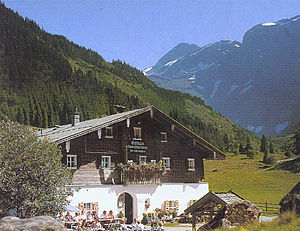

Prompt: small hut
[
  {"left": 184, "top": 190, "right": 260, "bottom": 230},
  {"left": 280, "top": 181, "right": 300, "bottom": 215}
]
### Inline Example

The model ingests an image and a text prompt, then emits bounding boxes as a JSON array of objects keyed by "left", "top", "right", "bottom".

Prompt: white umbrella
[{"left": 65, "top": 204, "right": 81, "bottom": 212}]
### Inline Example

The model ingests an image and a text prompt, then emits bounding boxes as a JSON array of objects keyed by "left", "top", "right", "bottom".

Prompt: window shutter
[
  {"left": 77, "top": 154, "right": 81, "bottom": 169},
  {"left": 94, "top": 202, "right": 99, "bottom": 213}
]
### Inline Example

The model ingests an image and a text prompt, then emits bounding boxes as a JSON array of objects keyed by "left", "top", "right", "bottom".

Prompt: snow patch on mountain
[
  {"left": 189, "top": 62, "right": 214, "bottom": 72},
  {"left": 190, "top": 43, "right": 213, "bottom": 56},
  {"left": 210, "top": 80, "right": 222, "bottom": 99},
  {"left": 247, "top": 125, "right": 263, "bottom": 133},
  {"left": 196, "top": 85, "right": 204, "bottom": 90},
  {"left": 235, "top": 44, "right": 240, "bottom": 48},
  {"left": 143, "top": 67, "right": 152, "bottom": 75},
  {"left": 228, "top": 84, "right": 239, "bottom": 94},
  {"left": 164, "top": 60, "right": 178, "bottom": 66},
  {"left": 254, "top": 126, "right": 263, "bottom": 133},
  {"left": 262, "top": 22, "right": 276, "bottom": 26},
  {"left": 245, "top": 80, "right": 254, "bottom": 86},
  {"left": 275, "top": 121, "right": 289, "bottom": 134},
  {"left": 240, "top": 85, "right": 252, "bottom": 95}
]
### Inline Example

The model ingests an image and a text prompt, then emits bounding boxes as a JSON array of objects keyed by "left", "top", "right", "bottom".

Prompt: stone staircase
[{"left": 72, "top": 161, "right": 101, "bottom": 185}]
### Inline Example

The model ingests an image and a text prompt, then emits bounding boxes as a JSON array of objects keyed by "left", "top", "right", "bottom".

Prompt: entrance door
[
  {"left": 125, "top": 193, "right": 133, "bottom": 223},
  {"left": 117, "top": 193, "right": 133, "bottom": 224}
]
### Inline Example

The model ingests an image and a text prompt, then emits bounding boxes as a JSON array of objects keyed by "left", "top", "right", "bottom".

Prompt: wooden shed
[{"left": 184, "top": 190, "right": 244, "bottom": 230}]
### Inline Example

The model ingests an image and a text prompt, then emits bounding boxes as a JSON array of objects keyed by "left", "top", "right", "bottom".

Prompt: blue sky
[{"left": 2, "top": 0, "right": 300, "bottom": 70}]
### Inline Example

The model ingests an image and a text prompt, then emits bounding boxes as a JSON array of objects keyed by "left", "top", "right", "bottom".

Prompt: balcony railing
[{"left": 121, "top": 170, "right": 162, "bottom": 186}]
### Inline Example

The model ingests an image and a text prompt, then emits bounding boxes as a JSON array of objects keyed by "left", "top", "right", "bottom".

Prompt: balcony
[{"left": 121, "top": 170, "right": 162, "bottom": 186}]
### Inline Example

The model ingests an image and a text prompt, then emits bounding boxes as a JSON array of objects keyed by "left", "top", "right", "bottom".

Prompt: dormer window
[
  {"left": 133, "top": 127, "right": 142, "bottom": 140},
  {"left": 160, "top": 132, "right": 167, "bottom": 142},
  {"left": 105, "top": 127, "right": 113, "bottom": 138}
]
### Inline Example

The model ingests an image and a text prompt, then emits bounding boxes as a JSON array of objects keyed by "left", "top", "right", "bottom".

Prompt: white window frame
[
  {"left": 67, "top": 155, "right": 77, "bottom": 169},
  {"left": 133, "top": 127, "right": 142, "bottom": 140},
  {"left": 160, "top": 132, "right": 167, "bottom": 142},
  {"left": 188, "top": 158, "right": 195, "bottom": 171},
  {"left": 105, "top": 127, "right": 113, "bottom": 138},
  {"left": 84, "top": 203, "right": 92, "bottom": 211},
  {"left": 101, "top": 156, "right": 111, "bottom": 169},
  {"left": 162, "top": 157, "right": 170, "bottom": 170},
  {"left": 139, "top": 156, "right": 147, "bottom": 164}
]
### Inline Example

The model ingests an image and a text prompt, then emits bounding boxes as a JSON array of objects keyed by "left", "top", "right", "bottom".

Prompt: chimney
[
  {"left": 72, "top": 108, "right": 80, "bottom": 126},
  {"left": 112, "top": 105, "right": 126, "bottom": 114}
]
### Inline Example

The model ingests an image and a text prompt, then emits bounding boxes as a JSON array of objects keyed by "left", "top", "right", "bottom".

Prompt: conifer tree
[
  {"left": 245, "top": 137, "right": 252, "bottom": 152},
  {"left": 269, "top": 142, "right": 274, "bottom": 154},
  {"left": 260, "top": 134, "right": 267, "bottom": 153},
  {"left": 263, "top": 148, "right": 268, "bottom": 163},
  {"left": 294, "top": 130, "right": 300, "bottom": 156}
]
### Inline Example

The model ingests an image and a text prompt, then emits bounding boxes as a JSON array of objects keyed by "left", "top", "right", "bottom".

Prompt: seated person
[
  {"left": 135, "top": 220, "right": 144, "bottom": 231},
  {"left": 87, "top": 211, "right": 94, "bottom": 221},
  {"left": 157, "top": 222, "right": 164, "bottom": 231},
  {"left": 93, "top": 211, "right": 99, "bottom": 220},
  {"left": 131, "top": 218, "right": 137, "bottom": 229},
  {"left": 79, "top": 210, "right": 87, "bottom": 222},
  {"left": 90, "top": 219, "right": 102, "bottom": 230},
  {"left": 58, "top": 212, "right": 65, "bottom": 223},
  {"left": 100, "top": 210, "right": 108, "bottom": 219},
  {"left": 65, "top": 211, "right": 73, "bottom": 222},
  {"left": 120, "top": 219, "right": 128, "bottom": 230},
  {"left": 108, "top": 210, "right": 115, "bottom": 219}
]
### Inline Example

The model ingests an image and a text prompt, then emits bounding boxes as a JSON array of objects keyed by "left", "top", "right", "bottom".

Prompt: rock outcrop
[{"left": 0, "top": 216, "right": 66, "bottom": 231}]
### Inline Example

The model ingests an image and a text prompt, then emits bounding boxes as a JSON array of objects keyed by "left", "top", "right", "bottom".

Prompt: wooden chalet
[{"left": 41, "top": 105, "right": 225, "bottom": 222}]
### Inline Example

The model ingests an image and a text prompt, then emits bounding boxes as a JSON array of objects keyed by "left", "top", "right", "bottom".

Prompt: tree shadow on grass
[{"left": 267, "top": 157, "right": 300, "bottom": 174}]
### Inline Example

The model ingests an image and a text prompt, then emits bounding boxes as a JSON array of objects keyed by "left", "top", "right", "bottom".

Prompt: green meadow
[{"left": 204, "top": 153, "right": 299, "bottom": 203}]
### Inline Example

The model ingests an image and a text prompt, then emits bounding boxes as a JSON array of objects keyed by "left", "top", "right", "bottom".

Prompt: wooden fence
[{"left": 253, "top": 201, "right": 280, "bottom": 215}]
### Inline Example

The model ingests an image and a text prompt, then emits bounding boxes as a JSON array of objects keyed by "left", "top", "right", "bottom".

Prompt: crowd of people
[
  {"left": 59, "top": 210, "right": 126, "bottom": 230},
  {"left": 59, "top": 209, "right": 164, "bottom": 231},
  {"left": 58, "top": 209, "right": 163, "bottom": 230}
]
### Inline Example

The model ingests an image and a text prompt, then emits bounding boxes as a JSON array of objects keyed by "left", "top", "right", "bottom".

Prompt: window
[
  {"left": 139, "top": 156, "right": 147, "bottom": 164},
  {"left": 133, "top": 127, "right": 142, "bottom": 140},
  {"left": 160, "top": 132, "right": 167, "bottom": 142},
  {"left": 162, "top": 157, "right": 170, "bottom": 170},
  {"left": 101, "top": 156, "right": 111, "bottom": 169},
  {"left": 67, "top": 155, "right": 77, "bottom": 169},
  {"left": 84, "top": 203, "right": 92, "bottom": 211},
  {"left": 105, "top": 127, "right": 113, "bottom": 138},
  {"left": 188, "top": 158, "right": 195, "bottom": 171},
  {"left": 163, "top": 200, "right": 179, "bottom": 211}
]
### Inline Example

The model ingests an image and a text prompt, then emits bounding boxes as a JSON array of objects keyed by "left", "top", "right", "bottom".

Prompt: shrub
[
  {"left": 247, "top": 149, "right": 256, "bottom": 159},
  {"left": 264, "top": 156, "right": 276, "bottom": 165},
  {"left": 141, "top": 213, "right": 149, "bottom": 225}
]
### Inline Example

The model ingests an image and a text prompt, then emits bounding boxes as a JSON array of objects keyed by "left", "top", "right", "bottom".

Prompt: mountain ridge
[{"left": 145, "top": 15, "right": 300, "bottom": 136}]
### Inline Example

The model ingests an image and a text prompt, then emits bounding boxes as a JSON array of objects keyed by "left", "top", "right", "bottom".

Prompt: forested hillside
[{"left": 0, "top": 2, "right": 258, "bottom": 151}]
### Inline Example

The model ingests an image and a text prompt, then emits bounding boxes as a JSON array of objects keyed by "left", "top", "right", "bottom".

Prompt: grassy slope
[
  {"left": 204, "top": 153, "right": 300, "bottom": 203},
  {"left": 216, "top": 212, "right": 300, "bottom": 231}
]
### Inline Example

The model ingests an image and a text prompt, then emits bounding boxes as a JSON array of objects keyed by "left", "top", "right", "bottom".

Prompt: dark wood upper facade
[{"left": 43, "top": 106, "right": 225, "bottom": 186}]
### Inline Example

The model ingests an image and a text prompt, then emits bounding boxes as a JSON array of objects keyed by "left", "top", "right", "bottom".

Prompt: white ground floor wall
[{"left": 69, "top": 183, "right": 209, "bottom": 220}]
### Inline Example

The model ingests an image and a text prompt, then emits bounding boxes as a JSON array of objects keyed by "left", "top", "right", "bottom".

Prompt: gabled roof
[
  {"left": 39, "top": 105, "right": 225, "bottom": 158},
  {"left": 184, "top": 190, "right": 244, "bottom": 214},
  {"left": 39, "top": 106, "right": 152, "bottom": 144}
]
